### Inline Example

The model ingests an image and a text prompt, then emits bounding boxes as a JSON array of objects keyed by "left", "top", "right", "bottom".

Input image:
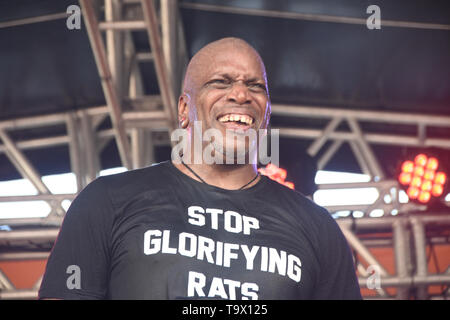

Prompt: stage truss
[{"left": 0, "top": 0, "right": 449, "bottom": 299}]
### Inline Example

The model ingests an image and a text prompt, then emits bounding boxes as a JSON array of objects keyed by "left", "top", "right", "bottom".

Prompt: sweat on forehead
[{"left": 182, "top": 37, "right": 266, "bottom": 93}]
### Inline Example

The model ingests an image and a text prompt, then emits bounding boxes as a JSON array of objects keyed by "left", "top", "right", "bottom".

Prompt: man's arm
[
  {"left": 312, "top": 210, "right": 362, "bottom": 300},
  {"left": 38, "top": 177, "right": 114, "bottom": 300}
]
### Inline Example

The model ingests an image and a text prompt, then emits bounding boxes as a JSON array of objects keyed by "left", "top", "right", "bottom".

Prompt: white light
[
  {"left": 100, "top": 167, "right": 127, "bottom": 176},
  {"left": 446, "top": 193, "right": 450, "bottom": 202},
  {"left": 0, "top": 167, "right": 127, "bottom": 220},
  {"left": 315, "top": 170, "right": 371, "bottom": 184},
  {"left": 353, "top": 211, "right": 364, "bottom": 218},
  {"left": 42, "top": 173, "right": 77, "bottom": 194},
  {"left": 336, "top": 210, "right": 351, "bottom": 217},
  {"left": 0, "top": 201, "right": 51, "bottom": 219},
  {"left": 313, "top": 188, "right": 379, "bottom": 206},
  {"left": 399, "top": 190, "right": 409, "bottom": 203},
  {"left": 384, "top": 194, "right": 392, "bottom": 204},
  {"left": 369, "top": 209, "right": 384, "bottom": 218},
  {"left": 391, "top": 209, "right": 399, "bottom": 216},
  {"left": 61, "top": 200, "right": 72, "bottom": 211},
  {"left": 0, "top": 179, "right": 37, "bottom": 196}
]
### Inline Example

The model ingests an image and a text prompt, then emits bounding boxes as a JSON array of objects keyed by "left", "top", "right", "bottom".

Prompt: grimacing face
[{"left": 181, "top": 42, "right": 271, "bottom": 162}]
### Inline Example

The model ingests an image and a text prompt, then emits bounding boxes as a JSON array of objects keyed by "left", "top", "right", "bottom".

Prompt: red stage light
[
  {"left": 431, "top": 184, "right": 443, "bottom": 197},
  {"left": 424, "top": 170, "right": 435, "bottom": 181},
  {"left": 407, "top": 186, "right": 420, "bottom": 199},
  {"left": 411, "top": 176, "right": 422, "bottom": 188},
  {"left": 413, "top": 166, "right": 425, "bottom": 177},
  {"left": 259, "top": 164, "right": 295, "bottom": 190},
  {"left": 398, "top": 154, "right": 447, "bottom": 204},
  {"left": 399, "top": 172, "right": 412, "bottom": 185},
  {"left": 421, "top": 180, "right": 432, "bottom": 191},
  {"left": 418, "top": 191, "right": 431, "bottom": 203},
  {"left": 435, "top": 172, "right": 447, "bottom": 185},
  {"left": 401, "top": 161, "right": 414, "bottom": 173},
  {"left": 284, "top": 181, "right": 295, "bottom": 189},
  {"left": 414, "top": 154, "right": 428, "bottom": 167},
  {"left": 426, "top": 157, "right": 439, "bottom": 171}
]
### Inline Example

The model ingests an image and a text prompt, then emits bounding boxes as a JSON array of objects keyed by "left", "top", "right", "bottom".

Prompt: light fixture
[{"left": 398, "top": 153, "right": 447, "bottom": 204}]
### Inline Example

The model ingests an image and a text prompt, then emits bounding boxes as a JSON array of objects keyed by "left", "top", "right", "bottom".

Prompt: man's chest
[{"left": 107, "top": 196, "right": 319, "bottom": 299}]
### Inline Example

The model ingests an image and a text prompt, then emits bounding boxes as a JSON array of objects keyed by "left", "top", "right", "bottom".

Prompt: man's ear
[
  {"left": 179, "top": 93, "right": 190, "bottom": 117},
  {"left": 178, "top": 93, "right": 190, "bottom": 128}
]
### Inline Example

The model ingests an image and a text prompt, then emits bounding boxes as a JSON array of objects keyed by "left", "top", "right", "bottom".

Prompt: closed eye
[
  {"left": 248, "top": 83, "right": 267, "bottom": 93},
  {"left": 207, "top": 79, "right": 231, "bottom": 87}
]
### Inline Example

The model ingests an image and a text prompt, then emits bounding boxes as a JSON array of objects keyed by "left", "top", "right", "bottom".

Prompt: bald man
[{"left": 39, "top": 38, "right": 362, "bottom": 300}]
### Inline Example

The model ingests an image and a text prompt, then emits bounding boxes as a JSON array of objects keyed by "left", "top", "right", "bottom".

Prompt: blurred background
[{"left": 0, "top": 0, "right": 449, "bottom": 299}]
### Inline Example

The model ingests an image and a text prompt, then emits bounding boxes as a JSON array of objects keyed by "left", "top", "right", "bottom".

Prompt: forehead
[{"left": 199, "top": 46, "right": 267, "bottom": 81}]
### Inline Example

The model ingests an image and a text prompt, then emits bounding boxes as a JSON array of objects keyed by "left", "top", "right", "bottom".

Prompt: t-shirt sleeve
[
  {"left": 38, "top": 176, "right": 114, "bottom": 299},
  {"left": 312, "top": 209, "right": 362, "bottom": 300}
]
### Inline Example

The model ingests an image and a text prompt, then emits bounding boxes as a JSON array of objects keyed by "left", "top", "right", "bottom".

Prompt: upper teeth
[{"left": 218, "top": 114, "right": 254, "bottom": 125}]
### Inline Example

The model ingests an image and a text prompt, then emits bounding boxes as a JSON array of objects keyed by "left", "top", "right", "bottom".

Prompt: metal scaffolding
[{"left": 0, "top": 0, "right": 449, "bottom": 300}]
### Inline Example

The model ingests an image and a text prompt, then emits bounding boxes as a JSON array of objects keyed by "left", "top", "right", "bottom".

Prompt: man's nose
[{"left": 226, "top": 82, "right": 252, "bottom": 105}]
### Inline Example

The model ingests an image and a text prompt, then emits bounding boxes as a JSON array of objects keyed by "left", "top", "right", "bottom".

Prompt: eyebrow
[{"left": 212, "top": 73, "right": 265, "bottom": 83}]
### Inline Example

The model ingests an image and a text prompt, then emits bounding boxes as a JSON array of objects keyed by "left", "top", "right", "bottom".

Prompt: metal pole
[
  {"left": 105, "top": 0, "right": 124, "bottom": 101},
  {"left": 410, "top": 217, "right": 429, "bottom": 299},
  {"left": 80, "top": 111, "right": 100, "bottom": 184},
  {"left": 0, "top": 216, "right": 63, "bottom": 227},
  {"left": 358, "top": 274, "right": 450, "bottom": 288},
  {"left": 0, "top": 129, "right": 65, "bottom": 216},
  {"left": 357, "top": 263, "right": 389, "bottom": 297},
  {"left": 0, "top": 270, "right": 14, "bottom": 291},
  {"left": 0, "top": 290, "right": 38, "bottom": 300},
  {"left": 161, "top": 0, "right": 178, "bottom": 95},
  {"left": 141, "top": 0, "right": 178, "bottom": 132},
  {"left": 347, "top": 117, "right": 384, "bottom": 180},
  {"left": 0, "top": 229, "right": 60, "bottom": 241},
  {"left": 307, "top": 117, "right": 341, "bottom": 157},
  {"left": 272, "top": 104, "right": 450, "bottom": 127},
  {"left": 0, "top": 130, "right": 50, "bottom": 195},
  {"left": 0, "top": 252, "right": 50, "bottom": 261},
  {"left": 0, "top": 12, "right": 68, "bottom": 29},
  {"left": 125, "top": 32, "right": 145, "bottom": 99},
  {"left": 317, "top": 140, "right": 342, "bottom": 170},
  {"left": 340, "top": 227, "right": 390, "bottom": 277},
  {"left": 393, "top": 218, "right": 410, "bottom": 299},
  {"left": 179, "top": 2, "right": 450, "bottom": 31},
  {"left": 66, "top": 113, "right": 83, "bottom": 192},
  {"left": 348, "top": 140, "right": 371, "bottom": 176},
  {"left": 80, "top": 0, "right": 132, "bottom": 169},
  {"left": 131, "top": 128, "right": 144, "bottom": 169},
  {"left": 0, "top": 194, "right": 76, "bottom": 202},
  {"left": 279, "top": 128, "right": 450, "bottom": 149},
  {"left": 99, "top": 20, "right": 146, "bottom": 30}
]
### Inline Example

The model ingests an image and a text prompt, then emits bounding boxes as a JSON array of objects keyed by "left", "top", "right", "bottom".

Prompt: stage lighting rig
[{"left": 398, "top": 153, "right": 447, "bottom": 205}]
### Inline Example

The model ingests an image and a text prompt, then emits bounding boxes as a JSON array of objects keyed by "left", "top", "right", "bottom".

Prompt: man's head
[{"left": 178, "top": 37, "right": 271, "bottom": 164}]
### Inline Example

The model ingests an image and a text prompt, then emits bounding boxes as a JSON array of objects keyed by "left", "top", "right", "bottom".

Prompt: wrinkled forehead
[
  {"left": 184, "top": 42, "right": 268, "bottom": 91},
  {"left": 206, "top": 48, "right": 267, "bottom": 80}
]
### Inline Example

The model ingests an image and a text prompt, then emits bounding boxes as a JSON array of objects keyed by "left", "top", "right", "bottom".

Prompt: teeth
[{"left": 218, "top": 114, "right": 254, "bottom": 125}]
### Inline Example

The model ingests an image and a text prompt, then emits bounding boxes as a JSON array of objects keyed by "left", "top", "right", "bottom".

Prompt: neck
[{"left": 173, "top": 150, "right": 260, "bottom": 190}]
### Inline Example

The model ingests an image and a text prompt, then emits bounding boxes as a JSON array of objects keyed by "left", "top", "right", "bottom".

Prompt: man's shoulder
[
  {"left": 98, "top": 161, "right": 170, "bottom": 186},
  {"left": 262, "top": 177, "right": 333, "bottom": 223},
  {"left": 263, "top": 177, "right": 324, "bottom": 210},
  {"left": 86, "top": 161, "right": 172, "bottom": 202}
]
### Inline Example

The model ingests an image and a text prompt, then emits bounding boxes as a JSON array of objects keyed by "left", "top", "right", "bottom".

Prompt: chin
[{"left": 221, "top": 144, "right": 258, "bottom": 165}]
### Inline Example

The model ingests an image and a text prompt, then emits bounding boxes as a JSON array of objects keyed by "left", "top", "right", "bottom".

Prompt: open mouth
[{"left": 217, "top": 113, "right": 254, "bottom": 127}]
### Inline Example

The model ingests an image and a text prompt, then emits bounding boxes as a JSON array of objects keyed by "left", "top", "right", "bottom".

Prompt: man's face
[{"left": 187, "top": 45, "right": 270, "bottom": 162}]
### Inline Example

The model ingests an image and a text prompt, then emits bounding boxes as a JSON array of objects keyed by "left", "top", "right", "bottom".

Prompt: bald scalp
[{"left": 182, "top": 37, "right": 267, "bottom": 95}]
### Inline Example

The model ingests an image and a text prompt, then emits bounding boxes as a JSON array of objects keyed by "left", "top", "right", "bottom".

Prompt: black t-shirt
[{"left": 39, "top": 161, "right": 362, "bottom": 300}]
